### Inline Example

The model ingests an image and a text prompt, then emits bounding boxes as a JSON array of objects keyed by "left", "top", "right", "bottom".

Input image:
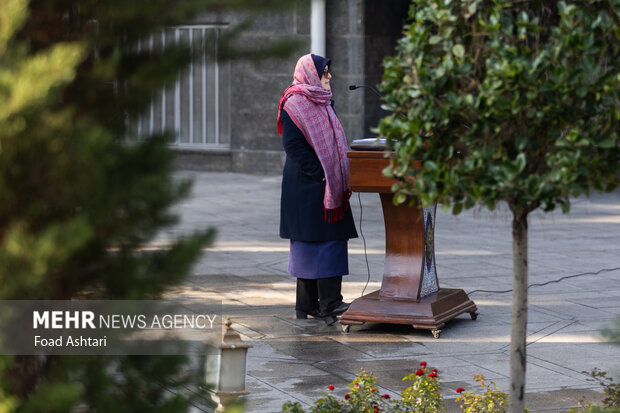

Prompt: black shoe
[
  {"left": 296, "top": 309, "right": 322, "bottom": 319},
  {"left": 323, "top": 315, "right": 338, "bottom": 326},
  {"left": 329, "top": 302, "right": 350, "bottom": 316},
  {"left": 297, "top": 310, "right": 337, "bottom": 326}
]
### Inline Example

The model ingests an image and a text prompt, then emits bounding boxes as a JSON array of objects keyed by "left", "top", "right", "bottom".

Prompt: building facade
[{"left": 160, "top": 0, "right": 410, "bottom": 174}]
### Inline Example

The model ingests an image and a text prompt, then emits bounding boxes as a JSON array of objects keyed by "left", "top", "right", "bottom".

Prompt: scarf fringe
[{"left": 324, "top": 201, "right": 350, "bottom": 223}]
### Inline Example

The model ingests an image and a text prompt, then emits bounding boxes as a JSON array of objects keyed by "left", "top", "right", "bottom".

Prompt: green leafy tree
[
  {"left": 378, "top": 1, "right": 619, "bottom": 412},
  {"left": 0, "top": 0, "right": 296, "bottom": 411}
]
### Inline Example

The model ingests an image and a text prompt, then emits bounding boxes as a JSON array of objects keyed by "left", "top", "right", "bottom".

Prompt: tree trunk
[{"left": 509, "top": 210, "right": 529, "bottom": 413}]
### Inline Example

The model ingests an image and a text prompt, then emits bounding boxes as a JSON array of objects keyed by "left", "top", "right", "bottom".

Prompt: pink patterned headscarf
[{"left": 277, "top": 54, "right": 351, "bottom": 222}]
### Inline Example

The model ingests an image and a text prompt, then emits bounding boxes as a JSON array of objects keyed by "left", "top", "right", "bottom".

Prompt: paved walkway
[{"left": 162, "top": 171, "right": 619, "bottom": 412}]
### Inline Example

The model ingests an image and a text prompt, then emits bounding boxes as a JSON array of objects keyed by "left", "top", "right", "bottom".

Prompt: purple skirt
[{"left": 288, "top": 240, "right": 349, "bottom": 279}]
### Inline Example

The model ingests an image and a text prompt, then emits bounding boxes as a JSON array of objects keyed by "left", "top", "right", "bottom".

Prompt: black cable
[
  {"left": 354, "top": 193, "right": 620, "bottom": 298},
  {"left": 467, "top": 266, "right": 620, "bottom": 295},
  {"left": 358, "top": 192, "right": 371, "bottom": 297}
]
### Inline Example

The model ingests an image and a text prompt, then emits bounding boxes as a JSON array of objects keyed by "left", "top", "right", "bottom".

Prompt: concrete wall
[
  {"left": 363, "top": 0, "right": 410, "bottom": 136},
  {"left": 326, "top": 0, "right": 366, "bottom": 142},
  {"left": 176, "top": 2, "right": 310, "bottom": 174},
  {"left": 227, "top": 3, "right": 310, "bottom": 174},
  {"left": 174, "top": 1, "right": 410, "bottom": 174}
]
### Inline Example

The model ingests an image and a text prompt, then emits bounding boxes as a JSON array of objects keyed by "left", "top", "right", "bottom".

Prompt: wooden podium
[{"left": 340, "top": 150, "right": 477, "bottom": 338}]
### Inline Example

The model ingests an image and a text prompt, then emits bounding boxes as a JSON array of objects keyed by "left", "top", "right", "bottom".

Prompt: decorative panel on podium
[{"left": 340, "top": 150, "right": 477, "bottom": 338}]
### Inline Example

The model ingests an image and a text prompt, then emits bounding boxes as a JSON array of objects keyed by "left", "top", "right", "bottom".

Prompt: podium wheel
[
  {"left": 341, "top": 324, "right": 351, "bottom": 333},
  {"left": 469, "top": 311, "right": 479, "bottom": 320},
  {"left": 431, "top": 329, "right": 441, "bottom": 339}
]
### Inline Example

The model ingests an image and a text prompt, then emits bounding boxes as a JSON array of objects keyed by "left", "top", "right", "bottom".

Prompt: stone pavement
[{"left": 160, "top": 171, "right": 620, "bottom": 412}]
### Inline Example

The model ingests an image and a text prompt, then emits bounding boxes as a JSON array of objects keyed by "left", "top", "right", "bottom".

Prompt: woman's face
[{"left": 320, "top": 65, "right": 332, "bottom": 91}]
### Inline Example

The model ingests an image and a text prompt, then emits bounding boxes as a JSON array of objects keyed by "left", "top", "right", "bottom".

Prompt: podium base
[{"left": 339, "top": 288, "right": 477, "bottom": 338}]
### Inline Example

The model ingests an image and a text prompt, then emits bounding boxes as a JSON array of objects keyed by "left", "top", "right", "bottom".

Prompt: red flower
[
  {"left": 370, "top": 387, "right": 377, "bottom": 392},
  {"left": 327, "top": 385, "right": 335, "bottom": 391},
  {"left": 373, "top": 406, "right": 380, "bottom": 413},
  {"left": 381, "top": 394, "right": 390, "bottom": 399},
  {"left": 429, "top": 372, "right": 437, "bottom": 378},
  {"left": 344, "top": 394, "right": 350, "bottom": 400},
  {"left": 420, "top": 361, "right": 427, "bottom": 367},
  {"left": 415, "top": 369, "right": 424, "bottom": 376},
  {"left": 456, "top": 387, "right": 464, "bottom": 393},
  {"left": 354, "top": 382, "right": 359, "bottom": 386},
  {"left": 432, "top": 369, "right": 438, "bottom": 373}
]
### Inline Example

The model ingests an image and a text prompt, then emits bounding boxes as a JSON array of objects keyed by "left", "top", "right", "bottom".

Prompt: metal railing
[{"left": 130, "top": 24, "right": 230, "bottom": 149}]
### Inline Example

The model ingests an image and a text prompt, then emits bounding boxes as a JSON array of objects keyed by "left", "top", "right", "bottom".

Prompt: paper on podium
[{"left": 350, "top": 138, "right": 386, "bottom": 151}]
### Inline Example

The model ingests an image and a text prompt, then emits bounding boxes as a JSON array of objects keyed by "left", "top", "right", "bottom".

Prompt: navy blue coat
[{"left": 279, "top": 108, "right": 358, "bottom": 242}]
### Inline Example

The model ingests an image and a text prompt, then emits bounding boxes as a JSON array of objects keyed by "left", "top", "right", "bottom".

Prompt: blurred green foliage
[
  {"left": 0, "top": 0, "right": 297, "bottom": 411},
  {"left": 603, "top": 317, "right": 620, "bottom": 346}
]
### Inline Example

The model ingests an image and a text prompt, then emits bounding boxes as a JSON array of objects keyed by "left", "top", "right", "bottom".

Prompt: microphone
[{"left": 349, "top": 84, "right": 382, "bottom": 98}]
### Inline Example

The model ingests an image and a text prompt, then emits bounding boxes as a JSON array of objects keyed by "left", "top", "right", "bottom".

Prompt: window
[{"left": 131, "top": 25, "right": 230, "bottom": 148}]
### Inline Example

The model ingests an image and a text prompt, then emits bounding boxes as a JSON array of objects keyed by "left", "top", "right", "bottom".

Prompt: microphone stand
[
  {"left": 349, "top": 84, "right": 408, "bottom": 122},
  {"left": 348, "top": 84, "right": 386, "bottom": 150},
  {"left": 349, "top": 84, "right": 382, "bottom": 98}
]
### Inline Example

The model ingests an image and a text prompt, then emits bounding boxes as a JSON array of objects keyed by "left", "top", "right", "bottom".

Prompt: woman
[{"left": 277, "top": 54, "right": 358, "bottom": 325}]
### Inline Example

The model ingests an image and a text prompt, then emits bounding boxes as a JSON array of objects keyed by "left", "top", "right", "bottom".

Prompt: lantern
[{"left": 204, "top": 319, "right": 252, "bottom": 412}]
